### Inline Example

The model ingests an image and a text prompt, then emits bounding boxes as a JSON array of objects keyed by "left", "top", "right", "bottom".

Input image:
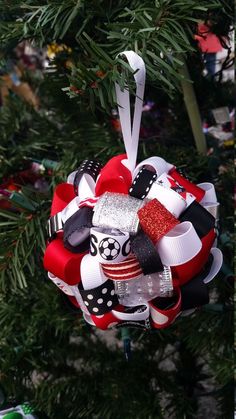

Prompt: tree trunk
[{"left": 179, "top": 58, "right": 207, "bottom": 154}]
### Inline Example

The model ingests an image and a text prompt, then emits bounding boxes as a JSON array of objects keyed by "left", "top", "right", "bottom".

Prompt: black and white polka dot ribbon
[
  {"left": 79, "top": 279, "right": 119, "bottom": 315},
  {"left": 73, "top": 159, "right": 102, "bottom": 196}
]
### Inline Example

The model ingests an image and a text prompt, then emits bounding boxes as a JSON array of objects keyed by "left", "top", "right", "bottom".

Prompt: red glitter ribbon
[
  {"left": 138, "top": 199, "right": 179, "bottom": 243},
  {"left": 101, "top": 255, "right": 142, "bottom": 280}
]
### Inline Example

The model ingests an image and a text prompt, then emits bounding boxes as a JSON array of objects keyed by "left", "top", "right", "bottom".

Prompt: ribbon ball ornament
[{"left": 44, "top": 51, "right": 223, "bottom": 330}]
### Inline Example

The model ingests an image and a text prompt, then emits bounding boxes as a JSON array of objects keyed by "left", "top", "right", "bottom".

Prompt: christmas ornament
[
  {"left": 0, "top": 70, "right": 39, "bottom": 109},
  {"left": 0, "top": 159, "right": 56, "bottom": 211},
  {"left": 14, "top": 41, "right": 46, "bottom": 71},
  {"left": 0, "top": 41, "right": 45, "bottom": 109},
  {"left": 47, "top": 43, "right": 72, "bottom": 60},
  {"left": 0, "top": 403, "right": 37, "bottom": 419},
  {"left": 44, "top": 51, "right": 223, "bottom": 331}
]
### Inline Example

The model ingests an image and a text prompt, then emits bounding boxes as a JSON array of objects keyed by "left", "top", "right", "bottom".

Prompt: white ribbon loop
[
  {"left": 112, "top": 304, "right": 149, "bottom": 321},
  {"left": 48, "top": 272, "right": 74, "bottom": 296},
  {"left": 67, "top": 170, "right": 77, "bottom": 184},
  {"left": 198, "top": 182, "right": 217, "bottom": 204},
  {"left": 146, "top": 182, "right": 187, "bottom": 218},
  {"left": 83, "top": 313, "right": 96, "bottom": 326},
  {"left": 61, "top": 196, "right": 80, "bottom": 223},
  {"left": 115, "top": 51, "right": 146, "bottom": 172},
  {"left": 156, "top": 221, "right": 202, "bottom": 266},
  {"left": 80, "top": 254, "right": 106, "bottom": 290},
  {"left": 132, "top": 156, "right": 174, "bottom": 180},
  {"left": 198, "top": 182, "right": 219, "bottom": 221},
  {"left": 48, "top": 272, "right": 90, "bottom": 314},
  {"left": 203, "top": 248, "right": 223, "bottom": 284},
  {"left": 60, "top": 173, "right": 97, "bottom": 224},
  {"left": 78, "top": 175, "right": 96, "bottom": 200}
]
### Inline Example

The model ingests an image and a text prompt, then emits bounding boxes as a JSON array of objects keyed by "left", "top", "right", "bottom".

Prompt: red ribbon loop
[
  {"left": 169, "top": 169, "right": 205, "bottom": 202},
  {"left": 51, "top": 183, "right": 76, "bottom": 216},
  {"left": 44, "top": 238, "right": 86, "bottom": 285},
  {"left": 172, "top": 229, "right": 216, "bottom": 286},
  {"left": 95, "top": 154, "right": 132, "bottom": 196}
]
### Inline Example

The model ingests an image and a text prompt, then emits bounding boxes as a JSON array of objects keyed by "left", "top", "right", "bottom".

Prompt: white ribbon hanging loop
[{"left": 115, "top": 51, "right": 146, "bottom": 172}]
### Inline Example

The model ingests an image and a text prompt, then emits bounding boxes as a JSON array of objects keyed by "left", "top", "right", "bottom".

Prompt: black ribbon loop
[
  {"left": 131, "top": 229, "right": 163, "bottom": 275},
  {"left": 63, "top": 206, "right": 93, "bottom": 253},
  {"left": 180, "top": 254, "right": 214, "bottom": 310},
  {"left": 179, "top": 201, "right": 215, "bottom": 238},
  {"left": 73, "top": 159, "right": 102, "bottom": 195},
  {"left": 129, "top": 168, "right": 157, "bottom": 199}
]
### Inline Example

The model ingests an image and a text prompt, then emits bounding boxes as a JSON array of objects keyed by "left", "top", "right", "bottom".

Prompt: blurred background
[{"left": 0, "top": 1, "right": 234, "bottom": 418}]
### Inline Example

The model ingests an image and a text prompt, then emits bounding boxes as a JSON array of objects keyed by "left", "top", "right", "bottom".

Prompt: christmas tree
[{"left": 0, "top": 1, "right": 234, "bottom": 418}]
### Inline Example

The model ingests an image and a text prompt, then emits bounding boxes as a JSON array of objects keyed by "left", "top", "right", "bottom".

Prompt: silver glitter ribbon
[
  {"left": 114, "top": 265, "right": 173, "bottom": 306},
  {"left": 93, "top": 192, "right": 144, "bottom": 235},
  {"left": 159, "top": 266, "right": 173, "bottom": 297}
]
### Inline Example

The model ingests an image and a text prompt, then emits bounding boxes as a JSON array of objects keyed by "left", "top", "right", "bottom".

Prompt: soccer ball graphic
[{"left": 99, "top": 237, "right": 120, "bottom": 260}]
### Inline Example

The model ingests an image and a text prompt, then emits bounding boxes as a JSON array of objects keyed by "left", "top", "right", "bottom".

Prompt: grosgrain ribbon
[
  {"left": 90, "top": 227, "right": 131, "bottom": 264},
  {"left": 73, "top": 159, "right": 102, "bottom": 196},
  {"left": 49, "top": 272, "right": 90, "bottom": 314},
  {"left": 149, "top": 288, "right": 181, "bottom": 329},
  {"left": 130, "top": 230, "right": 163, "bottom": 275},
  {"left": 198, "top": 182, "right": 220, "bottom": 221},
  {"left": 112, "top": 304, "right": 149, "bottom": 321},
  {"left": 80, "top": 254, "right": 106, "bottom": 289},
  {"left": 48, "top": 272, "right": 75, "bottom": 296},
  {"left": 132, "top": 156, "right": 174, "bottom": 180},
  {"left": 203, "top": 247, "right": 223, "bottom": 284},
  {"left": 181, "top": 247, "right": 223, "bottom": 310},
  {"left": 169, "top": 169, "right": 205, "bottom": 202},
  {"left": 83, "top": 246, "right": 222, "bottom": 330},
  {"left": 198, "top": 182, "right": 217, "bottom": 203},
  {"left": 152, "top": 172, "right": 196, "bottom": 208},
  {"left": 44, "top": 237, "right": 86, "bottom": 284},
  {"left": 156, "top": 221, "right": 202, "bottom": 266},
  {"left": 45, "top": 158, "right": 219, "bottom": 324},
  {"left": 50, "top": 183, "right": 76, "bottom": 216},
  {"left": 171, "top": 229, "right": 216, "bottom": 285},
  {"left": 129, "top": 167, "right": 157, "bottom": 199},
  {"left": 63, "top": 206, "right": 93, "bottom": 253},
  {"left": 146, "top": 181, "right": 187, "bottom": 218},
  {"left": 95, "top": 154, "right": 132, "bottom": 196},
  {"left": 79, "top": 278, "right": 119, "bottom": 315}
]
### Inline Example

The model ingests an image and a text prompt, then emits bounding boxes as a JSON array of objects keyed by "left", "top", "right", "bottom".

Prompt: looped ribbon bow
[{"left": 44, "top": 51, "right": 222, "bottom": 330}]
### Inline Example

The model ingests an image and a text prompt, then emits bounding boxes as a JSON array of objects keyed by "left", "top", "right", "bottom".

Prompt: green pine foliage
[
  {"left": 0, "top": 1, "right": 234, "bottom": 418},
  {"left": 0, "top": 0, "right": 230, "bottom": 110}
]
